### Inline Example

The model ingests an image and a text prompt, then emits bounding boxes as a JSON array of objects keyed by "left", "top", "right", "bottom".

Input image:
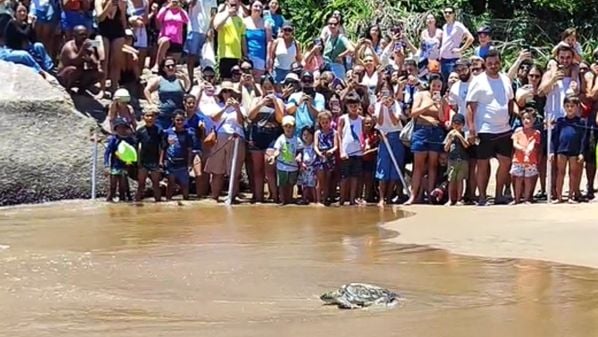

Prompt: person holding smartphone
[
  {"left": 184, "top": 0, "right": 217, "bottom": 86},
  {"left": 405, "top": 73, "right": 447, "bottom": 205}
]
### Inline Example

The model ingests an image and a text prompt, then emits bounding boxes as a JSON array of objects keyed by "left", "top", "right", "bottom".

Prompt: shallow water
[{"left": 1, "top": 202, "right": 598, "bottom": 337}]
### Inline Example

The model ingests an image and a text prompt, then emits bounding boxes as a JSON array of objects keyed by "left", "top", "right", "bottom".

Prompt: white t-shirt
[
  {"left": 465, "top": 72, "right": 513, "bottom": 134},
  {"left": 448, "top": 79, "right": 471, "bottom": 130},
  {"left": 439, "top": 21, "right": 470, "bottom": 60},
  {"left": 273, "top": 134, "right": 302, "bottom": 172},
  {"left": 374, "top": 101, "right": 404, "bottom": 133},
  {"left": 187, "top": 0, "right": 218, "bottom": 33}
]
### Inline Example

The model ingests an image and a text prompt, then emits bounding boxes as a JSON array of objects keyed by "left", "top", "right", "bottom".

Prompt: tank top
[
  {"left": 245, "top": 27, "right": 267, "bottom": 60},
  {"left": 273, "top": 38, "right": 297, "bottom": 70},
  {"left": 361, "top": 71, "right": 378, "bottom": 104},
  {"left": 420, "top": 29, "right": 441, "bottom": 61},
  {"left": 546, "top": 77, "right": 572, "bottom": 119},
  {"left": 98, "top": 6, "right": 125, "bottom": 39},
  {"left": 340, "top": 114, "right": 364, "bottom": 156},
  {"left": 157, "top": 76, "right": 185, "bottom": 129}
]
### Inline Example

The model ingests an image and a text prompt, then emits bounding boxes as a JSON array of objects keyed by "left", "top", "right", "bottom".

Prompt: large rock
[{"left": 0, "top": 61, "right": 106, "bottom": 205}]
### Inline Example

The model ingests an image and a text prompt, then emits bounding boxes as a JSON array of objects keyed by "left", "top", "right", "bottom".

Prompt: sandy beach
[{"left": 386, "top": 202, "right": 598, "bottom": 269}]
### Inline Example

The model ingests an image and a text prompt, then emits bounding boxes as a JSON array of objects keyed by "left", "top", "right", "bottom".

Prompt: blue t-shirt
[
  {"left": 104, "top": 135, "right": 137, "bottom": 170},
  {"left": 163, "top": 127, "right": 193, "bottom": 167},
  {"left": 288, "top": 91, "right": 325, "bottom": 137},
  {"left": 474, "top": 44, "right": 493, "bottom": 59}
]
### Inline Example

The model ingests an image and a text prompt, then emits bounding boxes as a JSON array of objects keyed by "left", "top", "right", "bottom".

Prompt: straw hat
[{"left": 216, "top": 81, "right": 240, "bottom": 95}]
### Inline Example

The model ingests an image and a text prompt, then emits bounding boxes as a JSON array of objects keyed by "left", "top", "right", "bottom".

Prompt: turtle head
[{"left": 320, "top": 290, "right": 342, "bottom": 304}]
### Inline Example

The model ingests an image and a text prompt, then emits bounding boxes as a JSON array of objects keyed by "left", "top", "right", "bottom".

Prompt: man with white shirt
[
  {"left": 466, "top": 49, "right": 514, "bottom": 205},
  {"left": 185, "top": 0, "right": 218, "bottom": 86},
  {"left": 448, "top": 58, "right": 476, "bottom": 203},
  {"left": 438, "top": 7, "right": 474, "bottom": 82}
]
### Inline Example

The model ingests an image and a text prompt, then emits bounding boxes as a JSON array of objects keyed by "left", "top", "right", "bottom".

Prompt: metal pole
[
  {"left": 91, "top": 131, "right": 98, "bottom": 200},
  {"left": 546, "top": 114, "right": 552, "bottom": 204},
  {"left": 226, "top": 136, "right": 240, "bottom": 206},
  {"left": 380, "top": 132, "right": 410, "bottom": 196}
]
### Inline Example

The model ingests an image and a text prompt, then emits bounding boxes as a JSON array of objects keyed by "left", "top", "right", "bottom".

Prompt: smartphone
[
  {"left": 303, "top": 87, "right": 315, "bottom": 97},
  {"left": 210, "top": 7, "right": 217, "bottom": 17}
]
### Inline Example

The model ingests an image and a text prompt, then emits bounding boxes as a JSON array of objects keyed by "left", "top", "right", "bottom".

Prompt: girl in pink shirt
[{"left": 154, "top": 0, "right": 189, "bottom": 71}]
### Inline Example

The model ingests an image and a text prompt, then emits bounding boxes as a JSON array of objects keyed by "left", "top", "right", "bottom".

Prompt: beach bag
[
  {"left": 201, "top": 40, "right": 216, "bottom": 69},
  {"left": 399, "top": 119, "right": 415, "bottom": 147},
  {"left": 203, "top": 120, "right": 224, "bottom": 149}
]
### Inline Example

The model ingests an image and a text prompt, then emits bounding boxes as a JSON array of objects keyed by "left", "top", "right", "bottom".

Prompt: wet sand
[
  {"left": 1, "top": 202, "right": 598, "bottom": 337},
  {"left": 388, "top": 203, "right": 598, "bottom": 269}
]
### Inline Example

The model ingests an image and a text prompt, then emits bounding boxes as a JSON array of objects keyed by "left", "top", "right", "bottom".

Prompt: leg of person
[
  {"left": 118, "top": 174, "right": 127, "bottom": 201},
  {"left": 555, "top": 154, "right": 567, "bottom": 202},
  {"left": 446, "top": 161, "right": 457, "bottom": 205},
  {"left": 349, "top": 157, "right": 363, "bottom": 205},
  {"left": 154, "top": 37, "right": 171, "bottom": 71},
  {"left": 251, "top": 151, "right": 266, "bottom": 202},
  {"left": 1, "top": 49, "right": 43, "bottom": 73},
  {"left": 495, "top": 154, "right": 512, "bottom": 203},
  {"left": 265, "top": 154, "right": 278, "bottom": 203},
  {"left": 109, "top": 37, "right": 125, "bottom": 92},
  {"left": 568, "top": 156, "right": 582, "bottom": 202},
  {"left": 405, "top": 152, "right": 428, "bottom": 205},
  {"left": 31, "top": 42, "right": 54, "bottom": 71},
  {"left": 166, "top": 174, "right": 176, "bottom": 200},
  {"left": 585, "top": 159, "right": 596, "bottom": 199},
  {"left": 107, "top": 174, "right": 117, "bottom": 201},
  {"left": 426, "top": 151, "right": 440, "bottom": 200},
  {"left": 56, "top": 65, "right": 80, "bottom": 90},
  {"left": 465, "top": 157, "right": 477, "bottom": 203},
  {"left": 149, "top": 171, "right": 162, "bottom": 202},
  {"left": 523, "top": 164, "right": 538, "bottom": 203},
  {"left": 192, "top": 154, "right": 203, "bottom": 199},
  {"left": 136, "top": 167, "right": 148, "bottom": 202}
]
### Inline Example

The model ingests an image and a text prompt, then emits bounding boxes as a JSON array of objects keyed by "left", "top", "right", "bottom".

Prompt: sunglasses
[
  {"left": 328, "top": 22, "right": 338, "bottom": 26},
  {"left": 283, "top": 28, "right": 294, "bottom": 32},
  {"left": 283, "top": 124, "right": 294, "bottom": 128},
  {"left": 528, "top": 74, "right": 541, "bottom": 78},
  {"left": 241, "top": 67, "right": 252, "bottom": 74},
  {"left": 444, "top": 10, "right": 454, "bottom": 14},
  {"left": 221, "top": 89, "right": 234, "bottom": 94}
]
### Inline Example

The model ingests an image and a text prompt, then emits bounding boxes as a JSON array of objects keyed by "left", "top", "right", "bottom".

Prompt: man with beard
[
  {"left": 466, "top": 49, "right": 514, "bottom": 205},
  {"left": 540, "top": 44, "right": 579, "bottom": 120},
  {"left": 448, "top": 58, "right": 477, "bottom": 203},
  {"left": 57, "top": 25, "right": 103, "bottom": 94}
]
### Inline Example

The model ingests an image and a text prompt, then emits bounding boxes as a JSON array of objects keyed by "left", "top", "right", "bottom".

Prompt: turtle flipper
[{"left": 337, "top": 297, "right": 359, "bottom": 309}]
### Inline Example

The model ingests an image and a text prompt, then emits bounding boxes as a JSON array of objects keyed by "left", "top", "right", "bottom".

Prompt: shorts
[
  {"left": 166, "top": 165, "right": 190, "bottom": 186},
  {"left": 110, "top": 168, "right": 127, "bottom": 176},
  {"left": 447, "top": 159, "right": 469, "bottom": 182},
  {"left": 140, "top": 162, "right": 161, "bottom": 172},
  {"left": 61, "top": 11, "right": 93, "bottom": 32},
  {"left": 411, "top": 124, "right": 445, "bottom": 153},
  {"left": 34, "top": 3, "right": 60, "bottom": 24},
  {"left": 299, "top": 167, "right": 317, "bottom": 188},
  {"left": 340, "top": 156, "right": 363, "bottom": 179},
  {"left": 168, "top": 42, "right": 183, "bottom": 54},
  {"left": 510, "top": 162, "right": 538, "bottom": 178},
  {"left": 375, "top": 131, "right": 406, "bottom": 181},
  {"left": 277, "top": 169, "right": 298, "bottom": 187},
  {"left": 183, "top": 32, "right": 206, "bottom": 56},
  {"left": 204, "top": 133, "right": 246, "bottom": 176},
  {"left": 273, "top": 67, "right": 290, "bottom": 84},
  {"left": 476, "top": 131, "right": 513, "bottom": 160},
  {"left": 219, "top": 57, "right": 240, "bottom": 79},
  {"left": 247, "top": 54, "right": 266, "bottom": 71},
  {"left": 362, "top": 159, "right": 376, "bottom": 173}
]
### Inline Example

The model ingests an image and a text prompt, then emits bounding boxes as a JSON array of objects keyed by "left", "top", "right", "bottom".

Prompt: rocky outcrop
[{"left": 0, "top": 61, "right": 106, "bottom": 205}]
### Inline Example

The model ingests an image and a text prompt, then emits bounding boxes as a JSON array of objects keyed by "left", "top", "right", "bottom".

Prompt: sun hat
[
  {"left": 284, "top": 72, "right": 300, "bottom": 82},
  {"left": 282, "top": 115, "right": 295, "bottom": 126},
  {"left": 113, "top": 88, "right": 131, "bottom": 103},
  {"left": 216, "top": 81, "right": 240, "bottom": 95}
]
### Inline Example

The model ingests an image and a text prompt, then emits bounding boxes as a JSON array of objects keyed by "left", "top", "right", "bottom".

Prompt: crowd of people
[{"left": 1, "top": 0, "right": 597, "bottom": 206}]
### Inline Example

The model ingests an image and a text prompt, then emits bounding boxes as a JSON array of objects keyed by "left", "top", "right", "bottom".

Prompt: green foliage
[{"left": 284, "top": 0, "right": 598, "bottom": 66}]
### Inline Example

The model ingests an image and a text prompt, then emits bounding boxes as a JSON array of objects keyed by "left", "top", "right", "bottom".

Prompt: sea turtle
[{"left": 320, "top": 283, "right": 400, "bottom": 309}]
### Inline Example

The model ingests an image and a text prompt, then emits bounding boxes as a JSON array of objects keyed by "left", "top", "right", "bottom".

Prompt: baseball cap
[
  {"left": 282, "top": 115, "right": 295, "bottom": 126},
  {"left": 455, "top": 58, "right": 471, "bottom": 67},
  {"left": 452, "top": 113, "right": 465, "bottom": 124},
  {"left": 477, "top": 26, "right": 491, "bottom": 35}
]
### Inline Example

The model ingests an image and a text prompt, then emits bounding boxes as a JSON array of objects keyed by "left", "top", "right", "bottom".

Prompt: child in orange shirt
[{"left": 510, "top": 109, "right": 542, "bottom": 204}]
